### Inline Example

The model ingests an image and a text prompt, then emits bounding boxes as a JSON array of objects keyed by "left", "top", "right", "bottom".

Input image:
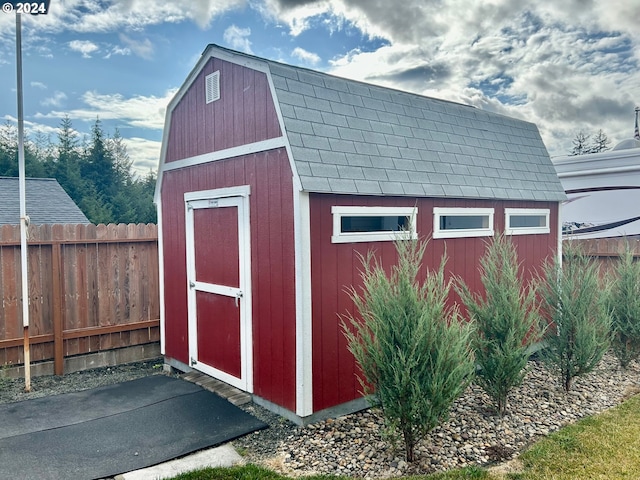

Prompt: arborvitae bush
[
  {"left": 538, "top": 242, "right": 611, "bottom": 392},
  {"left": 342, "top": 238, "right": 475, "bottom": 462},
  {"left": 457, "top": 234, "right": 541, "bottom": 416},
  {"left": 609, "top": 242, "right": 640, "bottom": 369}
]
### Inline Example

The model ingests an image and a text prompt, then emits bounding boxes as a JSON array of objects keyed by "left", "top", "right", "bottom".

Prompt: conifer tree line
[
  {"left": 570, "top": 129, "right": 611, "bottom": 155},
  {"left": 0, "top": 116, "right": 156, "bottom": 225},
  {"left": 344, "top": 234, "right": 640, "bottom": 462}
]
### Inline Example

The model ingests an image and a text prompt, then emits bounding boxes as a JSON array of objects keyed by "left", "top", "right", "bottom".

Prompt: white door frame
[{"left": 184, "top": 185, "right": 252, "bottom": 392}]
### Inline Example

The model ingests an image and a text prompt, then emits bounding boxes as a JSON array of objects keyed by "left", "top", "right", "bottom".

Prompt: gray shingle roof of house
[{"left": 0, "top": 177, "right": 90, "bottom": 225}]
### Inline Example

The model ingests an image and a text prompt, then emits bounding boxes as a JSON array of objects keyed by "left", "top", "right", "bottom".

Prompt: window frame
[
  {"left": 433, "top": 207, "right": 495, "bottom": 239},
  {"left": 504, "top": 208, "right": 550, "bottom": 235},
  {"left": 331, "top": 206, "right": 418, "bottom": 244}
]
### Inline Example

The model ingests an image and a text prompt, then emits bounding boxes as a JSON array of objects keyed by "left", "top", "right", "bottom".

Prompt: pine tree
[
  {"left": 343, "top": 239, "right": 475, "bottom": 462},
  {"left": 457, "top": 234, "right": 541, "bottom": 416},
  {"left": 608, "top": 242, "right": 640, "bottom": 369},
  {"left": 570, "top": 131, "right": 590, "bottom": 156},
  {"left": 0, "top": 121, "right": 18, "bottom": 176},
  {"left": 589, "top": 129, "right": 611, "bottom": 153},
  {"left": 538, "top": 242, "right": 611, "bottom": 392},
  {"left": 55, "top": 115, "right": 86, "bottom": 203}
]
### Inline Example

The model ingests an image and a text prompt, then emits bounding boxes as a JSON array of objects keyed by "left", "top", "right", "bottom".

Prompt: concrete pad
[{"left": 115, "top": 444, "right": 243, "bottom": 480}]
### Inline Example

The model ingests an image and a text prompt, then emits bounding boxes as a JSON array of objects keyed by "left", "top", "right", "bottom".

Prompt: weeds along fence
[{"left": 0, "top": 223, "right": 159, "bottom": 374}]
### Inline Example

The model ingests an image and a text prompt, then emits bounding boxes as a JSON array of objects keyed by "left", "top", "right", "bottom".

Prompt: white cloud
[
  {"left": 291, "top": 47, "right": 321, "bottom": 65},
  {"left": 119, "top": 34, "right": 154, "bottom": 60},
  {"left": 123, "top": 137, "right": 162, "bottom": 177},
  {"left": 105, "top": 45, "right": 131, "bottom": 59},
  {"left": 2, "top": 115, "right": 65, "bottom": 139},
  {"left": 223, "top": 25, "right": 253, "bottom": 54},
  {"left": 41, "top": 91, "right": 68, "bottom": 108},
  {"left": 31, "top": 82, "right": 47, "bottom": 90},
  {"left": 34, "top": 89, "right": 178, "bottom": 130},
  {"left": 13, "top": 0, "right": 248, "bottom": 34},
  {"left": 68, "top": 39, "right": 99, "bottom": 58}
]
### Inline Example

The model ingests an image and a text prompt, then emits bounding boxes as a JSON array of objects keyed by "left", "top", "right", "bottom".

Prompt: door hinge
[
  {"left": 235, "top": 290, "right": 243, "bottom": 307},
  {"left": 189, "top": 281, "right": 195, "bottom": 289},
  {"left": 190, "top": 357, "right": 197, "bottom": 366}
]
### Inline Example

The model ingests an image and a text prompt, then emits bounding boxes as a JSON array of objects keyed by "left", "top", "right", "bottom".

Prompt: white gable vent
[{"left": 205, "top": 71, "right": 220, "bottom": 104}]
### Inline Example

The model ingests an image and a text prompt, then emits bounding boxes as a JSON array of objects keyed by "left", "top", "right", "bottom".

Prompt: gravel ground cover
[
  {"left": 234, "top": 353, "right": 640, "bottom": 478},
  {"left": 1, "top": 354, "right": 639, "bottom": 479}
]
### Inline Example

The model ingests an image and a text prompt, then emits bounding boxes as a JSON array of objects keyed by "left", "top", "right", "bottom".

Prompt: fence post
[{"left": 52, "top": 242, "right": 64, "bottom": 375}]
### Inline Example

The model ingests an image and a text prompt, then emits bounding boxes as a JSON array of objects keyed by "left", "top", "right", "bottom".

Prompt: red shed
[{"left": 156, "top": 44, "right": 566, "bottom": 424}]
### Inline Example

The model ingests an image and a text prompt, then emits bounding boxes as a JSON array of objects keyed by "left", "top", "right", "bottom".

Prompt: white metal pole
[{"left": 16, "top": 12, "right": 31, "bottom": 392}]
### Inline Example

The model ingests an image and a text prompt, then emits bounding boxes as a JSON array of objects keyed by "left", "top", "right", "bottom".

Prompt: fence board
[
  {"left": 569, "top": 238, "right": 640, "bottom": 274},
  {"left": 0, "top": 223, "right": 159, "bottom": 372}
]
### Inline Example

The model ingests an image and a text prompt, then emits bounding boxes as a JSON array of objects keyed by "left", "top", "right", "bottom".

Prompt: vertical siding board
[
  {"left": 252, "top": 154, "right": 272, "bottom": 400},
  {"left": 244, "top": 69, "right": 257, "bottom": 144},
  {"left": 233, "top": 63, "right": 245, "bottom": 146},
  {"left": 268, "top": 156, "right": 286, "bottom": 405},
  {"left": 254, "top": 70, "right": 268, "bottom": 141},
  {"left": 195, "top": 65, "right": 207, "bottom": 156}
]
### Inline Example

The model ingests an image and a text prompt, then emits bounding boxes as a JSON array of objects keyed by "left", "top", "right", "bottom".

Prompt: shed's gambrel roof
[
  {"left": 266, "top": 62, "right": 565, "bottom": 201},
  {"left": 185, "top": 45, "right": 566, "bottom": 202},
  {"left": 0, "top": 177, "right": 90, "bottom": 225}
]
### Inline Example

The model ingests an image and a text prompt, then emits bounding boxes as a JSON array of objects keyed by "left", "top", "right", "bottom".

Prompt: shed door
[{"left": 185, "top": 189, "right": 252, "bottom": 391}]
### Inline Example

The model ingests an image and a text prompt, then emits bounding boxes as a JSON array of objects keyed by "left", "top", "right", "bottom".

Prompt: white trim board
[{"left": 163, "top": 138, "right": 287, "bottom": 173}]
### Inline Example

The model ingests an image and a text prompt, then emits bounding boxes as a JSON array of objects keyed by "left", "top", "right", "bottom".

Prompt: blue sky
[{"left": 0, "top": 0, "right": 638, "bottom": 176}]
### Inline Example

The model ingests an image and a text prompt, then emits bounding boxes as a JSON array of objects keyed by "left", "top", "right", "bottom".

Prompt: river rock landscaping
[{"left": 234, "top": 353, "right": 640, "bottom": 478}]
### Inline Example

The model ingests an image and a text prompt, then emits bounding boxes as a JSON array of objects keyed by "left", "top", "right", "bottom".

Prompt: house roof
[
  {"left": 185, "top": 45, "right": 567, "bottom": 202},
  {"left": 0, "top": 177, "right": 90, "bottom": 225}
]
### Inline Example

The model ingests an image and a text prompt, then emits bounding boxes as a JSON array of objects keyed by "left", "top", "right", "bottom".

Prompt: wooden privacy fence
[
  {"left": 0, "top": 223, "right": 159, "bottom": 374},
  {"left": 569, "top": 237, "right": 640, "bottom": 273}
]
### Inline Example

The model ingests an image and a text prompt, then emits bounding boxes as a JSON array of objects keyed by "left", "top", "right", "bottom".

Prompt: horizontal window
[
  {"left": 331, "top": 206, "right": 417, "bottom": 243},
  {"left": 505, "top": 208, "right": 550, "bottom": 235},
  {"left": 433, "top": 207, "right": 494, "bottom": 239}
]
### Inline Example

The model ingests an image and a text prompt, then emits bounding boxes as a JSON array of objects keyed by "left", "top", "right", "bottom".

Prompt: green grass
[
  {"left": 168, "top": 395, "right": 640, "bottom": 480},
  {"left": 513, "top": 394, "right": 640, "bottom": 479},
  {"left": 167, "top": 464, "right": 351, "bottom": 480},
  {"left": 168, "top": 464, "right": 488, "bottom": 480}
]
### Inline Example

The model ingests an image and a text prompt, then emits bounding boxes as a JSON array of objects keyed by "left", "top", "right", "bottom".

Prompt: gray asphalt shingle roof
[
  {"left": 0, "top": 177, "right": 90, "bottom": 225},
  {"left": 208, "top": 45, "right": 566, "bottom": 202}
]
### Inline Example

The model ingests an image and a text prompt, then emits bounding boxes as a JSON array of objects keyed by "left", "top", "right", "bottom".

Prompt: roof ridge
[{"left": 205, "top": 43, "right": 482, "bottom": 113}]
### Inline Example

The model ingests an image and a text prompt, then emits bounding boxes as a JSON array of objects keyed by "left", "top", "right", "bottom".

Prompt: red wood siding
[
  {"left": 309, "top": 194, "right": 559, "bottom": 411},
  {"left": 165, "top": 58, "right": 282, "bottom": 163},
  {"left": 161, "top": 148, "right": 297, "bottom": 411}
]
